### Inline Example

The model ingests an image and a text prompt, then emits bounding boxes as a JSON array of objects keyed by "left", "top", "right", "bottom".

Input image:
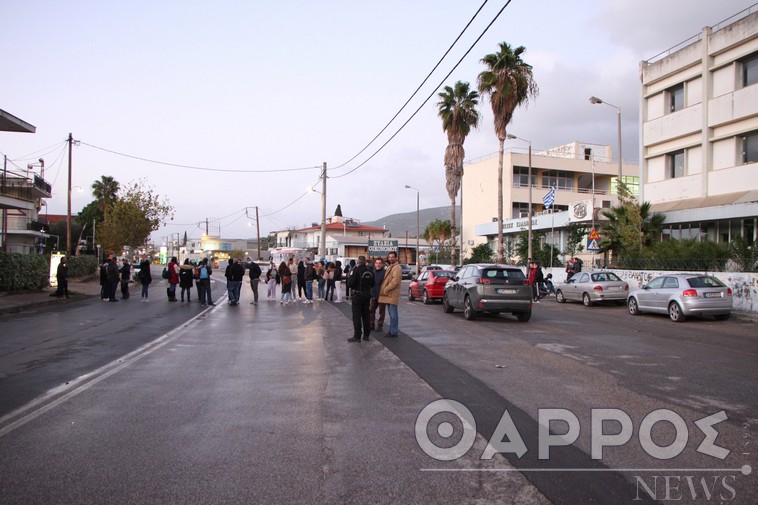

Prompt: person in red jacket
[{"left": 167, "top": 256, "right": 180, "bottom": 302}]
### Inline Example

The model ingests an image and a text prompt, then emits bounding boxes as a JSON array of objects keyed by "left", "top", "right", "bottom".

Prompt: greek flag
[{"left": 543, "top": 186, "right": 556, "bottom": 209}]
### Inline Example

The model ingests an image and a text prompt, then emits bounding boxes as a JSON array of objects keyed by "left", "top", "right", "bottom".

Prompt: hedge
[
  {"left": 67, "top": 255, "right": 99, "bottom": 279},
  {"left": 0, "top": 252, "right": 48, "bottom": 292}
]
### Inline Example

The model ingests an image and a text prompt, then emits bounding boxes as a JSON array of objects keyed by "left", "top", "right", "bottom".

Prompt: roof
[
  {"left": 0, "top": 109, "right": 36, "bottom": 133},
  {"left": 296, "top": 222, "right": 387, "bottom": 233}
]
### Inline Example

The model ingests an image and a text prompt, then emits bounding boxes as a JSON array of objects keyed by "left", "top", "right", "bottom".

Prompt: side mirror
[{"left": 642, "top": 284, "right": 649, "bottom": 290}]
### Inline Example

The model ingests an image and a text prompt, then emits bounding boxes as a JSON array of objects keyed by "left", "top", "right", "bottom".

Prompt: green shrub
[
  {"left": 67, "top": 255, "right": 99, "bottom": 279},
  {"left": 0, "top": 252, "right": 49, "bottom": 292}
]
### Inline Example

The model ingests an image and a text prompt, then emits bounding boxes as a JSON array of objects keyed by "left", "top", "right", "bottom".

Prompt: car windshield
[
  {"left": 481, "top": 268, "right": 525, "bottom": 279},
  {"left": 687, "top": 276, "right": 725, "bottom": 288},
  {"left": 433, "top": 271, "right": 455, "bottom": 278},
  {"left": 591, "top": 272, "right": 621, "bottom": 282}
]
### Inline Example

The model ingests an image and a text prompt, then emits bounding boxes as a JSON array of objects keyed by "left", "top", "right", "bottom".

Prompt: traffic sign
[
  {"left": 587, "top": 238, "right": 600, "bottom": 252},
  {"left": 588, "top": 228, "right": 600, "bottom": 240}
]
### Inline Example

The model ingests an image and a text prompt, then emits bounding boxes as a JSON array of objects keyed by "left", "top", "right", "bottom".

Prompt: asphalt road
[{"left": 0, "top": 278, "right": 755, "bottom": 504}]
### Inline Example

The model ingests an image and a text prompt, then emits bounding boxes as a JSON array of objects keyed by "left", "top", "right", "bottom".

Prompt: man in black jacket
[
  {"left": 346, "top": 256, "right": 374, "bottom": 342},
  {"left": 248, "top": 259, "right": 262, "bottom": 305},
  {"left": 119, "top": 258, "right": 131, "bottom": 300}
]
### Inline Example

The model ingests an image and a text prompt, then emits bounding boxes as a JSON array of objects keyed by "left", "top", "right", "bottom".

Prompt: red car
[{"left": 408, "top": 269, "right": 456, "bottom": 304}]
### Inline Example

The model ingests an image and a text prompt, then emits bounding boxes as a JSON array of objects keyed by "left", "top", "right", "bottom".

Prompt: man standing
[
  {"left": 229, "top": 258, "right": 245, "bottom": 305},
  {"left": 106, "top": 257, "right": 120, "bottom": 302},
  {"left": 369, "top": 257, "right": 386, "bottom": 332},
  {"left": 119, "top": 258, "right": 131, "bottom": 300},
  {"left": 288, "top": 257, "right": 299, "bottom": 301},
  {"left": 303, "top": 259, "right": 316, "bottom": 304},
  {"left": 347, "top": 256, "right": 374, "bottom": 342},
  {"left": 55, "top": 256, "right": 68, "bottom": 299},
  {"left": 248, "top": 259, "right": 262, "bottom": 305},
  {"left": 197, "top": 258, "right": 214, "bottom": 306},
  {"left": 379, "top": 251, "right": 402, "bottom": 337}
]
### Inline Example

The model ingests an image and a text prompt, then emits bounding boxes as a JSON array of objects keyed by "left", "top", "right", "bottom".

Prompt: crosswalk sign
[
  {"left": 588, "top": 228, "right": 600, "bottom": 240},
  {"left": 587, "top": 238, "right": 600, "bottom": 252}
]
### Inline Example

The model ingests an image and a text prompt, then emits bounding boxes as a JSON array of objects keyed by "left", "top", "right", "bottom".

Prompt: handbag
[{"left": 162, "top": 267, "right": 169, "bottom": 279}]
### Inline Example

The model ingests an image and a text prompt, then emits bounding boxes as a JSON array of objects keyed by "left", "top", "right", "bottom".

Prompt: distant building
[{"left": 640, "top": 7, "right": 758, "bottom": 243}]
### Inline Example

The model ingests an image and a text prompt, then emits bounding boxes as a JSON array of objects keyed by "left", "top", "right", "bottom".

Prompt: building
[
  {"left": 462, "top": 142, "right": 638, "bottom": 261},
  {"left": 640, "top": 6, "right": 758, "bottom": 243}
]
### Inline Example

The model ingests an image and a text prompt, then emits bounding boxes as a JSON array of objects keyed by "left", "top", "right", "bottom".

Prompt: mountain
[{"left": 363, "top": 206, "right": 460, "bottom": 238}]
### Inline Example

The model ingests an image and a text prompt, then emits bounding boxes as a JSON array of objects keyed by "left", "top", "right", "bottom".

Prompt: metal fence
[{"left": 595, "top": 257, "right": 756, "bottom": 273}]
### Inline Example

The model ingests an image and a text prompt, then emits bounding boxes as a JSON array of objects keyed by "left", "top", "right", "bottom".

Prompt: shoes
[
  {"left": 386, "top": 333, "right": 398, "bottom": 338},
  {"left": 377, "top": 326, "right": 383, "bottom": 332},
  {"left": 250, "top": 301, "right": 257, "bottom": 305},
  {"left": 208, "top": 303, "right": 215, "bottom": 306},
  {"left": 109, "top": 299, "right": 119, "bottom": 302},
  {"left": 533, "top": 300, "right": 541, "bottom": 303},
  {"left": 363, "top": 335, "right": 370, "bottom": 341},
  {"left": 347, "top": 337, "right": 361, "bottom": 343}
]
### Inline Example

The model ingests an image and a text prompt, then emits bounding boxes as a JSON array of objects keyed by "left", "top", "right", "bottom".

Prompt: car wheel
[
  {"left": 668, "top": 302, "right": 686, "bottom": 322},
  {"left": 582, "top": 293, "right": 593, "bottom": 307},
  {"left": 422, "top": 290, "right": 432, "bottom": 305},
  {"left": 408, "top": 288, "right": 415, "bottom": 302},
  {"left": 463, "top": 296, "right": 477, "bottom": 320},
  {"left": 516, "top": 311, "right": 531, "bottom": 322},
  {"left": 714, "top": 314, "right": 730, "bottom": 321},
  {"left": 442, "top": 292, "right": 454, "bottom": 313},
  {"left": 555, "top": 290, "right": 566, "bottom": 303},
  {"left": 628, "top": 297, "right": 640, "bottom": 316}
]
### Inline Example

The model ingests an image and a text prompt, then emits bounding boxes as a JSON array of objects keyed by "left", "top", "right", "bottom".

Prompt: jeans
[
  {"left": 198, "top": 279, "right": 212, "bottom": 305},
  {"left": 305, "top": 280, "right": 313, "bottom": 300},
  {"left": 351, "top": 293, "right": 372, "bottom": 338},
  {"left": 228, "top": 280, "right": 241, "bottom": 303},
  {"left": 325, "top": 280, "right": 334, "bottom": 300},
  {"left": 317, "top": 279, "right": 325, "bottom": 299},
  {"left": 387, "top": 303, "right": 398, "bottom": 335},
  {"left": 141, "top": 283, "right": 149, "bottom": 298},
  {"left": 120, "top": 279, "right": 130, "bottom": 299},
  {"left": 249, "top": 279, "right": 259, "bottom": 303}
]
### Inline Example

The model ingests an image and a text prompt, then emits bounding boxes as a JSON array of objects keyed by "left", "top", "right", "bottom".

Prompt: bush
[
  {"left": 0, "top": 252, "right": 49, "bottom": 292},
  {"left": 68, "top": 255, "right": 99, "bottom": 279}
]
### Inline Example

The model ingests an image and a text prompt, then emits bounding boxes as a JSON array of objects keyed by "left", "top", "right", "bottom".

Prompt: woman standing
[
  {"left": 55, "top": 256, "right": 69, "bottom": 299},
  {"left": 265, "top": 263, "right": 278, "bottom": 301},
  {"left": 179, "top": 258, "right": 194, "bottom": 302},
  {"left": 297, "top": 260, "right": 306, "bottom": 299},
  {"left": 324, "top": 262, "right": 335, "bottom": 301},
  {"left": 138, "top": 257, "right": 152, "bottom": 302},
  {"left": 316, "top": 261, "right": 326, "bottom": 300},
  {"left": 278, "top": 261, "right": 292, "bottom": 304}
]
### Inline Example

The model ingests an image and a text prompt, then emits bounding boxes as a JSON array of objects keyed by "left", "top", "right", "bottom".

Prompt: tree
[
  {"left": 515, "top": 230, "right": 560, "bottom": 267},
  {"left": 97, "top": 180, "right": 174, "bottom": 252},
  {"left": 437, "top": 81, "right": 480, "bottom": 267},
  {"left": 599, "top": 182, "right": 665, "bottom": 265},
  {"left": 91, "top": 175, "right": 120, "bottom": 218},
  {"left": 334, "top": 204, "right": 343, "bottom": 217},
  {"left": 423, "top": 219, "right": 452, "bottom": 262},
  {"left": 467, "top": 243, "right": 494, "bottom": 264},
  {"left": 565, "top": 222, "right": 587, "bottom": 258},
  {"left": 478, "top": 42, "right": 538, "bottom": 264}
]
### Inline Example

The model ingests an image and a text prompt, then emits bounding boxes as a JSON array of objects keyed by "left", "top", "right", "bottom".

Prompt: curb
[{"left": 0, "top": 293, "right": 97, "bottom": 317}]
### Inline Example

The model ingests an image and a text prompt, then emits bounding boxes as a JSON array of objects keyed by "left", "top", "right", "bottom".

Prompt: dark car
[
  {"left": 443, "top": 264, "right": 532, "bottom": 322},
  {"left": 409, "top": 269, "right": 455, "bottom": 304},
  {"left": 400, "top": 264, "right": 412, "bottom": 280}
]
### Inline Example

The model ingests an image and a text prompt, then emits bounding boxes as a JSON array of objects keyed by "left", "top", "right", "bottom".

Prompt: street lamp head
[
  {"left": 589, "top": 96, "right": 603, "bottom": 104},
  {"left": 404, "top": 185, "right": 411, "bottom": 189},
  {"left": 506, "top": 134, "right": 517, "bottom": 140}
]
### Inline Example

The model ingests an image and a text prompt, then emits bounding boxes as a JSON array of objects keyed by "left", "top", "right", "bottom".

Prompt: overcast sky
[{"left": 2, "top": 0, "right": 752, "bottom": 242}]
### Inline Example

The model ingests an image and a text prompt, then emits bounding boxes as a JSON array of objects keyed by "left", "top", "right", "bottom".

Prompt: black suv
[{"left": 443, "top": 264, "right": 532, "bottom": 322}]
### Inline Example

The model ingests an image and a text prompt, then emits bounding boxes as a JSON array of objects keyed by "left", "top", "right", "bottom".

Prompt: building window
[
  {"left": 668, "top": 83, "right": 684, "bottom": 113},
  {"left": 584, "top": 148, "right": 592, "bottom": 160},
  {"left": 667, "top": 150, "right": 685, "bottom": 178},
  {"left": 553, "top": 204, "right": 569, "bottom": 212},
  {"left": 741, "top": 131, "right": 758, "bottom": 164},
  {"left": 742, "top": 52, "right": 758, "bottom": 87},
  {"left": 512, "top": 202, "right": 529, "bottom": 219},
  {"left": 513, "top": 166, "right": 536, "bottom": 188},
  {"left": 542, "top": 170, "right": 573, "bottom": 190},
  {"left": 611, "top": 176, "right": 639, "bottom": 196}
]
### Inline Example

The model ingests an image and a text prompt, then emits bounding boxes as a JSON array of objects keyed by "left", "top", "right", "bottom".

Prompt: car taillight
[
  {"left": 593, "top": 285, "right": 603, "bottom": 291},
  {"left": 523, "top": 279, "right": 530, "bottom": 285},
  {"left": 624, "top": 284, "right": 629, "bottom": 291},
  {"left": 727, "top": 288, "right": 732, "bottom": 296},
  {"left": 682, "top": 289, "right": 698, "bottom": 297},
  {"left": 478, "top": 278, "right": 491, "bottom": 285}
]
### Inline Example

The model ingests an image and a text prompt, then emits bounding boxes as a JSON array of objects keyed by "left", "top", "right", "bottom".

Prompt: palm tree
[
  {"left": 600, "top": 184, "right": 665, "bottom": 265},
  {"left": 91, "top": 175, "right": 120, "bottom": 218},
  {"left": 437, "top": 81, "right": 480, "bottom": 267},
  {"left": 477, "top": 42, "right": 538, "bottom": 263}
]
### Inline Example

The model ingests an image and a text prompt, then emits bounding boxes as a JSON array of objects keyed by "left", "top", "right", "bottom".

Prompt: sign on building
[
  {"left": 569, "top": 199, "right": 594, "bottom": 222},
  {"left": 368, "top": 239, "right": 398, "bottom": 257}
]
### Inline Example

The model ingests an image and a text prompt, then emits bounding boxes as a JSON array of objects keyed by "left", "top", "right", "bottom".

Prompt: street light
[
  {"left": 589, "top": 96, "right": 623, "bottom": 190},
  {"left": 506, "top": 134, "right": 532, "bottom": 263},
  {"left": 404, "top": 185, "right": 420, "bottom": 275}
]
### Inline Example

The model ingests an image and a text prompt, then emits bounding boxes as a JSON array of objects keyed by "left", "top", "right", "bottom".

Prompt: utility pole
[
  {"left": 319, "top": 162, "right": 327, "bottom": 260},
  {"left": 2, "top": 155, "right": 7, "bottom": 251},
  {"left": 66, "top": 133, "right": 73, "bottom": 256},
  {"left": 255, "top": 206, "right": 261, "bottom": 260}
]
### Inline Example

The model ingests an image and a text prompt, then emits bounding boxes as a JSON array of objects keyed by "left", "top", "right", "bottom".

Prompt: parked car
[
  {"left": 555, "top": 271, "right": 629, "bottom": 306},
  {"left": 409, "top": 269, "right": 455, "bottom": 304},
  {"left": 442, "top": 264, "right": 532, "bottom": 322},
  {"left": 626, "top": 274, "right": 733, "bottom": 322},
  {"left": 400, "top": 264, "right": 412, "bottom": 280}
]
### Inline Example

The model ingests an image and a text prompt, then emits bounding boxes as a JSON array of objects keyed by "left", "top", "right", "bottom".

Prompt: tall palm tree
[
  {"left": 91, "top": 175, "right": 120, "bottom": 219},
  {"left": 437, "top": 81, "right": 480, "bottom": 266},
  {"left": 477, "top": 42, "right": 538, "bottom": 263}
]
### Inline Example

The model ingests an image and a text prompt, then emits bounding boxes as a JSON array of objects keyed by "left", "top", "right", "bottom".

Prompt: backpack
[
  {"left": 162, "top": 267, "right": 169, "bottom": 279},
  {"left": 199, "top": 266, "right": 209, "bottom": 279},
  {"left": 249, "top": 262, "right": 261, "bottom": 279}
]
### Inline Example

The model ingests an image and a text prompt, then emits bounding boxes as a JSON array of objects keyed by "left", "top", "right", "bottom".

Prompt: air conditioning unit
[
  {"left": 519, "top": 212, "right": 529, "bottom": 218},
  {"left": 467, "top": 240, "right": 475, "bottom": 245}
]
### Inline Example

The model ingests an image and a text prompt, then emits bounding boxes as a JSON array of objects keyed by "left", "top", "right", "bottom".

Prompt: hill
[{"left": 363, "top": 206, "right": 460, "bottom": 238}]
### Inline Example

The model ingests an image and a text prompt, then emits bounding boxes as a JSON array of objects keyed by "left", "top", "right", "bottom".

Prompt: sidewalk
[{"left": 0, "top": 278, "right": 103, "bottom": 316}]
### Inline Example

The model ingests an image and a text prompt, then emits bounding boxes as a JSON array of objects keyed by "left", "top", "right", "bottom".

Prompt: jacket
[
  {"left": 347, "top": 264, "right": 374, "bottom": 295},
  {"left": 179, "top": 265, "right": 194, "bottom": 288},
  {"left": 378, "top": 262, "right": 402, "bottom": 305},
  {"left": 139, "top": 261, "right": 152, "bottom": 285},
  {"left": 168, "top": 261, "right": 180, "bottom": 284},
  {"left": 370, "top": 267, "right": 386, "bottom": 299}
]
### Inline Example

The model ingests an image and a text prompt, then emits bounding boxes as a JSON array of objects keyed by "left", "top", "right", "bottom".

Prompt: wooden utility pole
[
  {"left": 66, "top": 133, "right": 73, "bottom": 255},
  {"left": 255, "top": 206, "right": 261, "bottom": 260}
]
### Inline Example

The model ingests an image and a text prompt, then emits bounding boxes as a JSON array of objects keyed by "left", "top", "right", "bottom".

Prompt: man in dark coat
[{"left": 346, "top": 256, "right": 374, "bottom": 342}]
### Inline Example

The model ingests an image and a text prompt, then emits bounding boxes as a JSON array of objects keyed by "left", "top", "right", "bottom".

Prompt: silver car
[
  {"left": 555, "top": 271, "right": 629, "bottom": 306},
  {"left": 627, "top": 274, "right": 733, "bottom": 322},
  {"left": 442, "top": 264, "right": 532, "bottom": 322}
]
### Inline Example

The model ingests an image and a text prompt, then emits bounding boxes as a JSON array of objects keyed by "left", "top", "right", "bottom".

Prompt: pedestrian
[
  {"left": 278, "top": 261, "right": 292, "bottom": 304},
  {"left": 106, "top": 257, "right": 120, "bottom": 302},
  {"left": 227, "top": 258, "right": 245, "bottom": 306},
  {"left": 288, "top": 257, "right": 299, "bottom": 301},
  {"left": 378, "top": 251, "right": 402, "bottom": 337},
  {"left": 225, "top": 259, "right": 235, "bottom": 304},
  {"left": 344, "top": 259, "right": 356, "bottom": 300},
  {"left": 99, "top": 258, "right": 109, "bottom": 300},
  {"left": 324, "top": 262, "right": 335, "bottom": 301},
  {"left": 565, "top": 258, "right": 575, "bottom": 282},
  {"left": 572, "top": 257, "right": 582, "bottom": 276},
  {"left": 369, "top": 257, "right": 386, "bottom": 332},
  {"left": 347, "top": 255, "right": 374, "bottom": 342},
  {"left": 119, "top": 258, "right": 131, "bottom": 299},
  {"left": 138, "top": 257, "right": 152, "bottom": 302},
  {"left": 544, "top": 273, "right": 555, "bottom": 296},
  {"left": 265, "top": 263, "right": 278, "bottom": 301},
  {"left": 179, "top": 258, "right": 194, "bottom": 302},
  {"left": 167, "top": 256, "right": 180, "bottom": 302},
  {"left": 55, "top": 256, "right": 68, "bottom": 299},
  {"left": 316, "top": 261, "right": 326, "bottom": 300},
  {"left": 333, "top": 260, "right": 344, "bottom": 303},
  {"left": 303, "top": 260, "right": 316, "bottom": 304},
  {"left": 530, "top": 261, "right": 544, "bottom": 303},
  {"left": 297, "top": 260, "right": 306, "bottom": 299},
  {"left": 197, "top": 258, "right": 215, "bottom": 306},
  {"left": 248, "top": 259, "right": 262, "bottom": 305}
]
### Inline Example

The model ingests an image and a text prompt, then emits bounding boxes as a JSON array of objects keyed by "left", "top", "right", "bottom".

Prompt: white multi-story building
[{"left": 640, "top": 6, "right": 758, "bottom": 243}]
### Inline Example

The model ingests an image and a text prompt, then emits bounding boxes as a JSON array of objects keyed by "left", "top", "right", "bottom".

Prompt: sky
[{"left": 2, "top": 0, "right": 753, "bottom": 244}]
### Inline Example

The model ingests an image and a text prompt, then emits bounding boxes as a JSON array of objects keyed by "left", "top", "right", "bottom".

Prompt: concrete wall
[{"left": 544, "top": 267, "right": 758, "bottom": 314}]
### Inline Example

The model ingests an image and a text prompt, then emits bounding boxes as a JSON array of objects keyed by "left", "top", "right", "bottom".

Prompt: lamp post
[
  {"left": 320, "top": 162, "right": 327, "bottom": 260},
  {"left": 404, "top": 185, "right": 420, "bottom": 275},
  {"left": 506, "top": 134, "right": 532, "bottom": 263},
  {"left": 589, "top": 96, "right": 622, "bottom": 189}
]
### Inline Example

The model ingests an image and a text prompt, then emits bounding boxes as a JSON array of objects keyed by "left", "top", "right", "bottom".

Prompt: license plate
[
  {"left": 704, "top": 292, "right": 721, "bottom": 298},
  {"left": 497, "top": 288, "right": 517, "bottom": 294}
]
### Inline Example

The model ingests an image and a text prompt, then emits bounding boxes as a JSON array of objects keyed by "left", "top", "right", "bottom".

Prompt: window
[
  {"left": 742, "top": 52, "right": 758, "bottom": 87},
  {"left": 667, "top": 150, "right": 685, "bottom": 178},
  {"left": 647, "top": 277, "right": 665, "bottom": 289},
  {"left": 742, "top": 131, "right": 758, "bottom": 164},
  {"left": 512, "top": 202, "right": 529, "bottom": 219},
  {"left": 513, "top": 166, "right": 536, "bottom": 187},
  {"left": 668, "top": 83, "right": 684, "bottom": 112},
  {"left": 584, "top": 148, "right": 592, "bottom": 160},
  {"left": 542, "top": 170, "right": 573, "bottom": 190}
]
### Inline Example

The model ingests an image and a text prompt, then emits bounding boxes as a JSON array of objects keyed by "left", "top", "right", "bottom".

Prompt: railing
[
  {"left": 0, "top": 177, "right": 35, "bottom": 202},
  {"left": 596, "top": 257, "right": 755, "bottom": 272}
]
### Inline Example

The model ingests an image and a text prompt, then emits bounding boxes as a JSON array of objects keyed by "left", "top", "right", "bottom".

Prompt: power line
[
  {"left": 331, "top": 0, "right": 513, "bottom": 179},
  {"left": 331, "top": 0, "right": 491, "bottom": 171},
  {"left": 78, "top": 141, "right": 320, "bottom": 174}
]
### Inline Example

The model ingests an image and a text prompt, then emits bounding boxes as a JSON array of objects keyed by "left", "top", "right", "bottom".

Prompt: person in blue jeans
[
  {"left": 378, "top": 251, "right": 402, "bottom": 337},
  {"left": 303, "top": 260, "right": 316, "bottom": 304},
  {"left": 197, "top": 258, "right": 215, "bottom": 306}
]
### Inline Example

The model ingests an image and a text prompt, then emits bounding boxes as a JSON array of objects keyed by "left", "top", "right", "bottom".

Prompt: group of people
[
  {"left": 346, "top": 252, "right": 402, "bottom": 342},
  {"left": 527, "top": 259, "right": 556, "bottom": 303},
  {"left": 99, "top": 256, "right": 139, "bottom": 302}
]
